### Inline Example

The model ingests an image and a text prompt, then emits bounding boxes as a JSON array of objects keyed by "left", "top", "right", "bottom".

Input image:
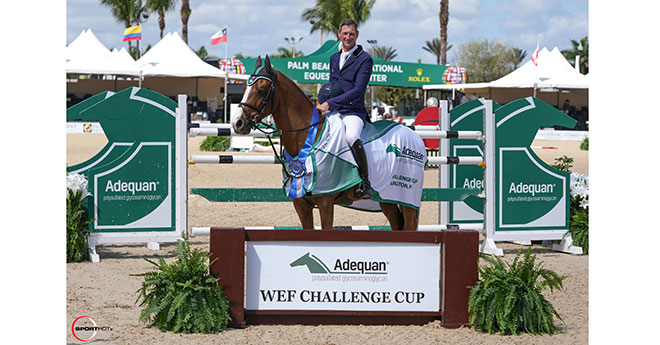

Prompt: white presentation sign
[{"left": 246, "top": 241, "right": 440, "bottom": 312}]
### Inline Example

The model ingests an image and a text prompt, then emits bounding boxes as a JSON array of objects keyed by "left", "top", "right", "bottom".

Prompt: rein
[{"left": 239, "top": 72, "right": 324, "bottom": 179}]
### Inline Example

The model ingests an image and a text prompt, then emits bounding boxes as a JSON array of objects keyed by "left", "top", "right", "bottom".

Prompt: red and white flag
[
  {"left": 531, "top": 40, "right": 539, "bottom": 66},
  {"left": 211, "top": 27, "right": 227, "bottom": 45}
]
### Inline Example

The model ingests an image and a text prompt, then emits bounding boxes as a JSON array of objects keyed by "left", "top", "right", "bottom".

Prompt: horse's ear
[
  {"left": 255, "top": 55, "right": 262, "bottom": 69},
  {"left": 264, "top": 55, "right": 271, "bottom": 70}
]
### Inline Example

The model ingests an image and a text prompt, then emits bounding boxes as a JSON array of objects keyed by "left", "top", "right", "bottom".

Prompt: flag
[
  {"left": 531, "top": 40, "right": 539, "bottom": 66},
  {"left": 122, "top": 25, "right": 142, "bottom": 42},
  {"left": 211, "top": 27, "right": 227, "bottom": 45}
]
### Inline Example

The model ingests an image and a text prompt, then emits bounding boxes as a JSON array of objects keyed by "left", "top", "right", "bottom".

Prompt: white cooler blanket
[{"left": 283, "top": 114, "right": 427, "bottom": 210}]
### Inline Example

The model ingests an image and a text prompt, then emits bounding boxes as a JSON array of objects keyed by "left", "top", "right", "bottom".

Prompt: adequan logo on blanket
[{"left": 386, "top": 144, "right": 425, "bottom": 163}]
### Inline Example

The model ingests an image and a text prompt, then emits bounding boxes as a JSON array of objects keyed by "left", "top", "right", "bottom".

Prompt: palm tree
[
  {"left": 272, "top": 47, "right": 305, "bottom": 58},
  {"left": 100, "top": 0, "right": 148, "bottom": 51},
  {"left": 302, "top": 0, "right": 375, "bottom": 39},
  {"left": 561, "top": 36, "right": 588, "bottom": 74},
  {"left": 422, "top": 38, "right": 452, "bottom": 65},
  {"left": 146, "top": 0, "right": 177, "bottom": 40},
  {"left": 509, "top": 47, "right": 527, "bottom": 69},
  {"left": 439, "top": 0, "right": 449, "bottom": 65},
  {"left": 180, "top": 0, "right": 191, "bottom": 44},
  {"left": 368, "top": 46, "right": 397, "bottom": 61}
]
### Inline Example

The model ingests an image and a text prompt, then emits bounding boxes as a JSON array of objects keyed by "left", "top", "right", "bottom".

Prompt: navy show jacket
[{"left": 326, "top": 45, "right": 373, "bottom": 121}]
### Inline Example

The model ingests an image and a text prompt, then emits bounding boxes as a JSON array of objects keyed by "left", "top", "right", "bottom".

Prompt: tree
[
  {"left": 561, "top": 36, "right": 588, "bottom": 74},
  {"left": 301, "top": 0, "right": 376, "bottom": 39},
  {"left": 368, "top": 45, "right": 397, "bottom": 61},
  {"left": 509, "top": 47, "right": 527, "bottom": 69},
  {"left": 195, "top": 46, "right": 218, "bottom": 60},
  {"left": 129, "top": 43, "right": 152, "bottom": 60},
  {"left": 272, "top": 47, "right": 305, "bottom": 58},
  {"left": 422, "top": 38, "right": 452, "bottom": 65},
  {"left": 100, "top": 0, "right": 148, "bottom": 51},
  {"left": 180, "top": 0, "right": 191, "bottom": 44},
  {"left": 439, "top": 0, "right": 449, "bottom": 65},
  {"left": 455, "top": 38, "right": 515, "bottom": 82},
  {"left": 146, "top": 0, "right": 177, "bottom": 40}
]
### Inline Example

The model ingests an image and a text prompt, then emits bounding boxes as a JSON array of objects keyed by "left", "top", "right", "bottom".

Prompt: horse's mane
[{"left": 276, "top": 70, "right": 314, "bottom": 107}]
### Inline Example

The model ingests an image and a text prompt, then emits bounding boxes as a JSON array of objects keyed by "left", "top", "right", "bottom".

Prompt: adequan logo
[
  {"left": 290, "top": 252, "right": 387, "bottom": 275},
  {"left": 386, "top": 144, "right": 425, "bottom": 163}
]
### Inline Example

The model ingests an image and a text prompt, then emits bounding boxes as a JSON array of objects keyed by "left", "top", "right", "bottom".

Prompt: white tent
[
  {"left": 137, "top": 32, "right": 225, "bottom": 78},
  {"left": 112, "top": 47, "right": 136, "bottom": 65},
  {"left": 489, "top": 47, "right": 588, "bottom": 89},
  {"left": 423, "top": 46, "right": 588, "bottom": 91},
  {"left": 66, "top": 29, "right": 140, "bottom": 76}
]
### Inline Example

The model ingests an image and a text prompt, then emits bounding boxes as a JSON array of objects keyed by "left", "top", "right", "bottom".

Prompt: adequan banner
[{"left": 246, "top": 241, "right": 440, "bottom": 312}]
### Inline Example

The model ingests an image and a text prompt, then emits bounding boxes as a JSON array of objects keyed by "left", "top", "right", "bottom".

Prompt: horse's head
[
  {"left": 232, "top": 55, "right": 278, "bottom": 135},
  {"left": 289, "top": 252, "right": 312, "bottom": 268}
]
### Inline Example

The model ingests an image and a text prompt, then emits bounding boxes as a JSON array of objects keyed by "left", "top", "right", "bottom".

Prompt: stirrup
[{"left": 354, "top": 181, "right": 372, "bottom": 200}]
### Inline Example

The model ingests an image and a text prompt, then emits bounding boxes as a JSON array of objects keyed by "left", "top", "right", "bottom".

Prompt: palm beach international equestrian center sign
[{"left": 241, "top": 40, "right": 448, "bottom": 88}]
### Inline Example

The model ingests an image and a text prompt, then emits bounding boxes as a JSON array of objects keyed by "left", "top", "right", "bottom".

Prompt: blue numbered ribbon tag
[{"left": 288, "top": 159, "right": 306, "bottom": 178}]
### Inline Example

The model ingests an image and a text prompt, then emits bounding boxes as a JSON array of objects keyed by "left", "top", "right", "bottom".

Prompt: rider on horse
[{"left": 316, "top": 18, "right": 374, "bottom": 200}]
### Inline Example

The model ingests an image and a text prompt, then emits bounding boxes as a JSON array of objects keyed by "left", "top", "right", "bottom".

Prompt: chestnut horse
[{"left": 232, "top": 55, "right": 419, "bottom": 230}]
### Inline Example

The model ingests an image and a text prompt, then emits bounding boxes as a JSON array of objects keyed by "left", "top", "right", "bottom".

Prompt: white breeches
[{"left": 338, "top": 114, "right": 364, "bottom": 146}]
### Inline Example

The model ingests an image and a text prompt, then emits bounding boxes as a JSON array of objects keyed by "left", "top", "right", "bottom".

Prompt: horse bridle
[{"left": 238, "top": 69, "right": 279, "bottom": 128}]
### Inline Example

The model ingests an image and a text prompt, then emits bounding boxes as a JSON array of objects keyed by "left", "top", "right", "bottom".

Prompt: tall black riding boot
[{"left": 350, "top": 139, "right": 372, "bottom": 199}]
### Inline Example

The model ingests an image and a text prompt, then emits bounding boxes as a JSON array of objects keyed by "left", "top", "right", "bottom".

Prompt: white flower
[
  {"left": 579, "top": 198, "right": 589, "bottom": 209},
  {"left": 570, "top": 172, "right": 589, "bottom": 209},
  {"left": 67, "top": 172, "right": 91, "bottom": 199}
]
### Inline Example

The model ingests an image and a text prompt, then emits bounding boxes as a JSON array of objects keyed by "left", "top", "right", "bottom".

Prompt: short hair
[{"left": 338, "top": 19, "right": 358, "bottom": 31}]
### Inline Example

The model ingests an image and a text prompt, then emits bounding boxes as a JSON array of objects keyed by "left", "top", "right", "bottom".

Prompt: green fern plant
[
  {"left": 468, "top": 248, "right": 567, "bottom": 335},
  {"left": 580, "top": 137, "right": 588, "bottom": 150},
  {"left": 569, "top": 209, "right": 589, "bottom": 254},
  {"left": 133, "top": 236, "right": 231, "bottom": 333},
  {"left": 66, "top": 189, "right": 92, "bottom": 262}
]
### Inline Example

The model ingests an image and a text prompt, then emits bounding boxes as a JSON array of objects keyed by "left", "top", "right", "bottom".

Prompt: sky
[{"left": 66, "top": 0, "right": 588, "bottom": 65}]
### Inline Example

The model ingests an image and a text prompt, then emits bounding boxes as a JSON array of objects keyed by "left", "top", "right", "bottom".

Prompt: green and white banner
[{"left": 242, "top": 40, "right": 448, "bottom": 88}]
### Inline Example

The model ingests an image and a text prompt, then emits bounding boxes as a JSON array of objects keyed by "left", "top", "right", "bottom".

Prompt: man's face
[{"left": 338, "top": 24, "right": 358, "bottom": 51}]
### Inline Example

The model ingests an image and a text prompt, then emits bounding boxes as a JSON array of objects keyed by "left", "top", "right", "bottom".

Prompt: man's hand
[{"left": 316, "top": 102, "right": 330, "bottom": 116}]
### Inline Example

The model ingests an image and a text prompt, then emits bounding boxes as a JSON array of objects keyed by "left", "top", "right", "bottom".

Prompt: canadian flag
[
  {"left": 211, "top": 27, "right": 227, "bottom": 45},
  {"left": 531, "top": 40, "right": 539, "bottom": 66}
]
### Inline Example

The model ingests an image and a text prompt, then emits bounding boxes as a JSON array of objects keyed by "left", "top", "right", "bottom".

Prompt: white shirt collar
[{"left": 341, "top": 45, "right": 358, "bottom": 57}]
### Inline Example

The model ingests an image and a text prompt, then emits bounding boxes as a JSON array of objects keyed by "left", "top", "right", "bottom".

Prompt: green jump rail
[{"left": 191, "top": 187, "right": 481, "bottom": 202}]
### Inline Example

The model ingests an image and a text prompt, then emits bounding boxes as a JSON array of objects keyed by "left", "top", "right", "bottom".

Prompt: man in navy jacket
[{"left": 316, "top": 18, "right": 373, "bottom": 199}]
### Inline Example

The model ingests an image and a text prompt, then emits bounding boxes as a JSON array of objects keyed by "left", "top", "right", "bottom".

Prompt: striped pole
[
  {"left": 187, "top": 122, "right": 480, "bottom": 140},
  {"left": 414, "top": 130, "right": 482, "bottom": 139},
  {"left": 189, "top": 155, "right": 483, "bottom": 165},
  {"left": 191, "top": 223, "right": 484, "bottom": 236},
  {"left": 190, "top": 155, "right": 283, "bottom": 164}
]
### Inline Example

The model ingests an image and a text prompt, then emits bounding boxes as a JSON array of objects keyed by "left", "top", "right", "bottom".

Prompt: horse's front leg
[
  {"left": 292, "top": 198, "right": 314, "bottom": 230},
  {"left": 315, "top": 196, "right": 335, "bottom": 230}
]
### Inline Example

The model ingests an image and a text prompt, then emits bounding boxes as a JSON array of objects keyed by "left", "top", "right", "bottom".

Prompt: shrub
[
  {"left": 468, "top": 248, "right": 567, "bottom": 335},
  {"left": 66, "top": 173, "right": 92, "bottom": 262},
  {"left": 580, "top": 137, "right": 588, "bottom": 150},
  {"left": 133, "top": 236, "right": 231, "bottom": 333},
  {"left": 200, "top": 136, "right": 230, "bottom": 151},
  {"left": 551, "top": 155, "right": 573, "bottom": 172}
]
